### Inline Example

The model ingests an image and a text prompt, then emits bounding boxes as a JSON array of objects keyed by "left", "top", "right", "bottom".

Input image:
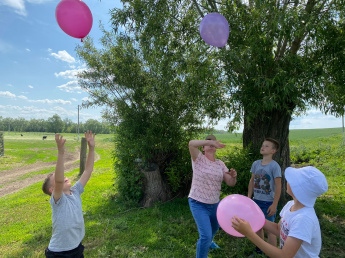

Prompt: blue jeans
[
  {"left": 189, "top": 198, "right": 219, "bottom": 258},
  {"left": 254, "top": 199, "right": 276, "bottom": 222}
]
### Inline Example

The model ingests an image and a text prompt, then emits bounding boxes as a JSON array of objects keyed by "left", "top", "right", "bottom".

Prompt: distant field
[{"left": 205, "top": 127, "right": 344, "bottom": 143}]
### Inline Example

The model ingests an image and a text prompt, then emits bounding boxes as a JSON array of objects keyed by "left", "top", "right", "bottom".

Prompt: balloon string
[{"left": 81, "top": 38, "right": 83, "bottom": 42}]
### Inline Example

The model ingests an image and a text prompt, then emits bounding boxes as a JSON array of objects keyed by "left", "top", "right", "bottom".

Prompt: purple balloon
[{"left": 199, "top": 13, "right": 229, "bottom": 48}]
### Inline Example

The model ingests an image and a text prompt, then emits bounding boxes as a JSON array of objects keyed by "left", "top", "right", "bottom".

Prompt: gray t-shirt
[
  {"left": 250, "top": 160, "right": 281, "bottom": 202},
  {"left": 48, "top": 181, "right": 85, "bottom": 252}
]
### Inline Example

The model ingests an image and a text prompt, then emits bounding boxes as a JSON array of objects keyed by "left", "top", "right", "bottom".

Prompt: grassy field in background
[{"left": 0, "top": 129, "right": 344, "bottom": 257}]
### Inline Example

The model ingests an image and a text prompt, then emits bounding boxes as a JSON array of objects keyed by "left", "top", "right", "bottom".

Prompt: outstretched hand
[
  {"left": 231, "top": 216, "right": 254, "bottom": 236},
  {"left": 84, "top": 130, "right": 95, "bottom": 148},
  {"left": 212, "top": 140, "right": 226, "bottom": 149},
  {"left": 55, "top": 134, "right": 66, "bottom": 153}
]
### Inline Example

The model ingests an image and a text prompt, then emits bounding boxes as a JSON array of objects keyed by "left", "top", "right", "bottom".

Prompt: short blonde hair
[{"left": 42, "top": 173, "right": 53, "bottom": 196}]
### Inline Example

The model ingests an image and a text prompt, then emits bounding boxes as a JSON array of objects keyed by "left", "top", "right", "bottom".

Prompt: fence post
[
  {"left": 0, "top": 132, "right": 4, "bottom": 157},
  {"left": 79, "top": 137, "right": 87, "bottom": 175}
]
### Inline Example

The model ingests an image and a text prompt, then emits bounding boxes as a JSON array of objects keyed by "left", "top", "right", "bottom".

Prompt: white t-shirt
[
  {"left": 280, "top": 200, "right": 322, "bottom": 258},
  {"left": 48, "top": 181, "right": 85, "bottom": 252}
]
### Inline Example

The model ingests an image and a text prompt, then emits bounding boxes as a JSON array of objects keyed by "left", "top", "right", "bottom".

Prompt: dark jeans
[{"left": 45, "top": 243, "right": 84, "bottom": 258}]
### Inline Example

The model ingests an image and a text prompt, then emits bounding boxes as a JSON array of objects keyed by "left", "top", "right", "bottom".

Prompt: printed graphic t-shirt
[
  {"left": 280, "top": 200, "right": 322, "bottom": 258},
  {"left": 188, "top": 151, "right": 229, "bottom": 204},
  {"left": 250, "top": 159, "right": 281, "bottom": 202}
]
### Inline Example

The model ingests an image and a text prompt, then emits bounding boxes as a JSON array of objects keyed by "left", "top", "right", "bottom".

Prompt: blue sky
[{"left": 0, "top": 0, "right": 343, "bottom": 130}]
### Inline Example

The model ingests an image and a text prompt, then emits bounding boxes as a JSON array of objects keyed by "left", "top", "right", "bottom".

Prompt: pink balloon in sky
[
  {"left": 55, "top": 0, "right": 93, "bottom": 42},
  {"left": 217, "top": 194, "right": 265, "bottom": 237},
  {"left": 199, "top": 12, "right": 229, "bottom": 47}
]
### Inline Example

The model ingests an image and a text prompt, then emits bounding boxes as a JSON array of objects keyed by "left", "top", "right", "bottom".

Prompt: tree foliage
[
  {"left": 0, "top": 115, "right": 111, "bottom": 134},
  {"left": 111, "top": 0, "right": 345, "bottom": 162}
]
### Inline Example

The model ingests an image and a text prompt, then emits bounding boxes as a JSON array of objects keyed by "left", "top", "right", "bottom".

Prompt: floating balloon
[
  {"left": 199, "top": 13, "right": 229, "bottom": 48},
  {"left": 217, "top": 194, "right": 265, "bottom": 237},
  {"left": 55, "top": 0, "right": 93, "bottom": 42}
]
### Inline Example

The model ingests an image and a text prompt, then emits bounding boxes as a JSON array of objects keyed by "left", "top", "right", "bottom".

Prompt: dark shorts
[
  {"left": 45, "top": 243, "right": 84, "bottom": 258},
  {"left": 254, "top": 199, "right": 276, "bottom": 222}
]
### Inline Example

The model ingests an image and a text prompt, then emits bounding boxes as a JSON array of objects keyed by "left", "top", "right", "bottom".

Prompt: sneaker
[
  {"left": 254, "top": 246, "right": 263, "bottom": 254},
  {"left": 209, "top": 241, "right": 220, "bottom": 249}
]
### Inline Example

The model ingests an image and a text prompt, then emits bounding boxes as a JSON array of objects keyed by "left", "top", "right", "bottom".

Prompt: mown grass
[{"left": 0, "top": 129, "right": 344, "bottom": 257}]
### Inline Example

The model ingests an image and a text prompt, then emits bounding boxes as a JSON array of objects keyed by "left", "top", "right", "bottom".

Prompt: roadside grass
[{"left": 0, "top": 129, "right": 344, "bottom": 257}]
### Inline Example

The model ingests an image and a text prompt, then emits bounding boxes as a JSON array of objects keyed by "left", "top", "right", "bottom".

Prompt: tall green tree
[
  {"left": 111, "top": 0, "right": 345, "bottom": 171},
  {"left": 46, "top": 114, "right": 64, "bottom": 133},
  {"left": 76, "top": 27, "right": 227, "bottom": 202}
]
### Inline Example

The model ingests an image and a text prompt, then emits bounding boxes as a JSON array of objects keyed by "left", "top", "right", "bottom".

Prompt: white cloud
[
  {"left": 28, "top": 85, "right": 34, "bottom": 88},
  {"left": 57, "top": 80, "right": 83, "bottom": 93},
  {"left": 0, "top": 91, "right": 71, "bottom": 104},
  {"left": 0, "top": 91, "right": 16, "bottom": 98},
  {"left": 0, "top": 0, "right": 27, "bottom": 16},
  {"left": 0, "top": 104, "right": 101, "bottom": 122},
  {"left": 71, "top": 98, "right": 78, "bottom": 102},
  {"left": 50, "top": 50, "right": 75, "bottom": 63},
  {"left": 28, "top": 99, "right": 72, "bottom": 105},
  {"left": 26, "top": 48, "right": 31, "bottom": 52},
  {"left": 18, "top": 95, "right": 28, "bottom": 100},
  {"left": 7, "top": 84, "right": 13, "bottom": 87},
  {"left": 55, "top": 68, "right": 85, "bottom": 79}
]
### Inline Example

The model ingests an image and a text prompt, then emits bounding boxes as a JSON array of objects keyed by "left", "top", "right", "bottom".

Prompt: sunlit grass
[{"left": 0, "top": 130, "right": 344, "bottom": 257}]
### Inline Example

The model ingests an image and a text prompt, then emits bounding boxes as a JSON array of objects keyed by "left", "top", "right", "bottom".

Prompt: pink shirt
[{"left": 188, "top": 152, "right": 229, "bottom": 204}]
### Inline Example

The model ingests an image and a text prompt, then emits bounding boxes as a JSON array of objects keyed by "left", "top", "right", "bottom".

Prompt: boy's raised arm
[
  {"left": 79, "top": 131, "right": 95, "bottom": 188},
  {"left": 52, "top": 134, "right": 66, "bottom": 202}
]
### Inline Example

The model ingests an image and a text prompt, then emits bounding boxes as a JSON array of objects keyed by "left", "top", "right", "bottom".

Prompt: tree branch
[{"left": 192, "top": 0, "right": 204, "bottom": 18}]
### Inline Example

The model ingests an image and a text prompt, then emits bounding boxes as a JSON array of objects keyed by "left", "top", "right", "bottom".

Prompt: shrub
[{"left": 220, "top": 146, "right": 261, "bottom": 196}]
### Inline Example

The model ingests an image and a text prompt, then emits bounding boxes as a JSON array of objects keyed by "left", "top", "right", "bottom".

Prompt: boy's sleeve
[
  {"left": 273, "top": 162, "right": 282, "bottom": 178},
  {"left": 73, "top": 181, "right": 85, "bottom": 195},
  {"left": 250, "top": 160, "right": 257, "bottom": 174},
  {"left": 49, "top": 193, "right": 65, "bottom": 206}
]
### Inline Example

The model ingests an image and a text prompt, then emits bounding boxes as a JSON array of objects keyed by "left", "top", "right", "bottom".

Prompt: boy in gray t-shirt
[
  {"left": 42, "top": 131, "right": 95, "bottom": 257},
  {"left": 248, "top": 138, "right": 281, "bottom": 253}
]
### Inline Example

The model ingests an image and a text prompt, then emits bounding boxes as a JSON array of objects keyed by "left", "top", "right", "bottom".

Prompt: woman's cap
[
  {"left": 205, "top": 134, "right": 216, "bottom": 140},
  {"left": 285, "top": 166, "right": 328, "bottom": 207}
]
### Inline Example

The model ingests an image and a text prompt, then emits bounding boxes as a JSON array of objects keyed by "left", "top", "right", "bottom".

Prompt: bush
[{"left": 220, "top": 146, "right": 261, "bottom": 196}]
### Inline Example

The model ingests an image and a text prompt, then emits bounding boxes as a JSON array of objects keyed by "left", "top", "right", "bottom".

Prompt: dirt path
[{"left": 0, "top": 149, "right": 99, "bottom": 198}]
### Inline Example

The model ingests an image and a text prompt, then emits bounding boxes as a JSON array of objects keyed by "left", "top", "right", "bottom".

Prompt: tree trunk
[
  {"left": 139, "top": 163, "right": 172, "bottom": 208},
  {"left": 243, "top": 109, "right": 292, "bottom": 204}
]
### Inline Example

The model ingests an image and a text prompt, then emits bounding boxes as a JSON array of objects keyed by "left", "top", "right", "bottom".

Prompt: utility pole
[{"left": 77, "top": 105, "right": 80, "bottom": 142}]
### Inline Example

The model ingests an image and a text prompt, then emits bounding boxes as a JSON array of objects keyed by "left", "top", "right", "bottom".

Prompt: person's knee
[{"left": 199, "top": 232, "right": 212, "bottom": 243}]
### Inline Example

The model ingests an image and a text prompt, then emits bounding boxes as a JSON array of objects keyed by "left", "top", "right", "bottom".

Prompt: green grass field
[{"left": 0, "top": 129, "right": 344, "bottom": 257}]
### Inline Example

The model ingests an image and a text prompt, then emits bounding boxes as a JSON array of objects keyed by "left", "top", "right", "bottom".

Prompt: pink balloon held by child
[{"left": 216, "top": 194, "right": 265, "bottom": 237}]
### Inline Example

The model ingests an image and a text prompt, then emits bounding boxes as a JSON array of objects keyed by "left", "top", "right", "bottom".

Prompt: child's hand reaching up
[
  {"left": 55, "top": 134, "right": 66, "bottom": 154},
  {"left": 84, "top": 130, "right": 95, "bottom": 149}
]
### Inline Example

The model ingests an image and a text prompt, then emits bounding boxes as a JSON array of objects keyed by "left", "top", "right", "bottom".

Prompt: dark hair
[
  {"left": 264, "top": 138, "right": 280, "bottom": 150},
  {"left": 42, "top": 173, "right": 53, "bottom": 196}
]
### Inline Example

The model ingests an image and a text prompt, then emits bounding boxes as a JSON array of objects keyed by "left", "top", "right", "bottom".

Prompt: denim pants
[
  {"left": 189, "top": 198, "right": 219, "bottom": 258},
  {"left": 254, "top": 199, "right": 276, "bottom": 222}
]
